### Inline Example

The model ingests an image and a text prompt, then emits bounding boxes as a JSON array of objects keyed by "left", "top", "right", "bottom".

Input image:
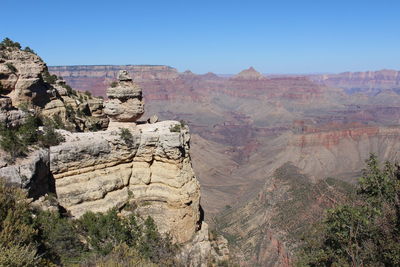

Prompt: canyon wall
[{"left": 49, "top": 64, "right": 400, "bottom": 266}]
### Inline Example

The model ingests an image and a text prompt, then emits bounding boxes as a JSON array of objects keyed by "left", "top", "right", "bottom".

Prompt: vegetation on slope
[
  {"left": 0, "top": 180, "right": 177, "bottom": 266},
  {"left": 213, "top": 163, "right": 354, "bottom": 266},
  {"left": 0, "top": 113, "right": 65, "bottom": 161},
  {"left": 296, "top": 154, "right": 400, "bottom": 266}
]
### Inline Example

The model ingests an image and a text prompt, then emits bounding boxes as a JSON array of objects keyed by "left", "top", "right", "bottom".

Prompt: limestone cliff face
[
  {"left": 0, "top": 43, "right": 225, "bottom": 264},
  {"left": 50, "top": 121, "right": 200, "bottom": 243}
]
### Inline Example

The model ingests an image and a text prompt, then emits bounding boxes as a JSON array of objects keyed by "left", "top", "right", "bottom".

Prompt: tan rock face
[
  {"left": 0, "top": 47, "right": 48, "bottom": 106},
  {"left": 104, "top": 70, "right": 144, "bottom": 122},
  {"left": 0, "top": 47, "right": 109, "bottom": 131},
  {"left": 50, "top": 121, "right": 200, "bottom": 243}
]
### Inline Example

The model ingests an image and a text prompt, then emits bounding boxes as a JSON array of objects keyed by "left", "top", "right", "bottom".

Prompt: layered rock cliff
[
  {"left": 216, "top": 164, "right": 352, "bottom": 267},
  {"left": 51, "top": 120, "right": 200, "bottom": 243},
  {"left": 0, "top": 43, "right": 227, "bottom": 265},
  {"left": 310, "top": 69, "right": 400, "bottom": 94}
]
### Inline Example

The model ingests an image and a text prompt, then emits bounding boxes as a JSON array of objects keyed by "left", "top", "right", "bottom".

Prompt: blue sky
[{"left": 2, "top": 0, "right": 400, "bottom": 74}]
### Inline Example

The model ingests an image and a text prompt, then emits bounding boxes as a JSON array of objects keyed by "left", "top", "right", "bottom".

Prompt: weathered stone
[
  {"left": 0, "top": 149, "right": 52, "bottom": 198},
  {"left": 50, "top": 121, "right": 200, "bottom": 243},
  {"left": 104, "top": 70, "right": 144, "bottom": 122},
  {"left": 149, "top": 114, "right": 159, "bottom": 124},
  {"left": 0, "top": 47, "right": 48, "bottom": 106},
  {"left": 117, "top": 70, "right": 132, "bottom": 81}
]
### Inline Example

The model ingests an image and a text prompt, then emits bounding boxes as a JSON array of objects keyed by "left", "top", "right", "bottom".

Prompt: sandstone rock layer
[
  {"left": 104, "top": 70, "right": 144, "bottom": 122},
  {"left": 50, "top": 121, "right": 200, "bottom": 243}
]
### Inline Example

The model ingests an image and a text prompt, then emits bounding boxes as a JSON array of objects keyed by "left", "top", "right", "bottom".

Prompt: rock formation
[
  {"left": 232, "top": 66, "right": 267, "bottom": 80},
  {"left": 104, "top": 70, "right": 144, "bottom": 123},
  {"left": 310, "top": 69, "right": 400, "bottom": 91},
  {"left": 0, "top": 46, "right": 47, "bottom": 106},
  {"left": 0, "top": 43, "right": 225, "bottom": 264},
  {"left": 47, "top": 63, "right": 400, "bottom": 266},
  {"left": 50, "top": 121, "right": 200, "bottom": 243},
  {"left": 0, "top": 148, "right": 51, "bottom": 199},
  {"left": 0, "top": 46, "right": 109, "bottom": 131}
]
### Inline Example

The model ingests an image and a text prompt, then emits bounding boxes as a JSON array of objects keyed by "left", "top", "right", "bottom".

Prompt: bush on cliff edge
[{"left": 0, "top": 179, "right": 178, "bottom": 266}]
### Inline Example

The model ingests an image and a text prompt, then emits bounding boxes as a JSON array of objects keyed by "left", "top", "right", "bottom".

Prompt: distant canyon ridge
[
  {"left": 50, "top": 65, "right": 400, "bottom": 266},
  {"left": 49, "top": 65, "right": 400, "bottom": 212}
]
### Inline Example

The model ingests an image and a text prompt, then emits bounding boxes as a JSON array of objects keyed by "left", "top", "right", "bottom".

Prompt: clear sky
[{"left": 2, "top": 0, "right": 400, "bottom": 74}]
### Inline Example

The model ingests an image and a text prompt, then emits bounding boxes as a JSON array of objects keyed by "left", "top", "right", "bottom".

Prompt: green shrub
[
  {"left": 65, "top": 104, "right": 76, "bottom": 120},
  {"left": 51, "top": 114, "right": 66, "bottom": 129},
  {"left": 82, "top": 243, "right": 156, "bottom": 267},
  {"left": 169, "top": 124, "right": 181, "bottom": 132},
  {"left": 77, "top": 209, "right": 139, "bottom": 256},
  {"left": 170, "top": 120, "right": 187, "bottom": 133},
  {"left": 23, "top": 46, "right": 36, "bottom": 54},
  {"left": 296, "top": 154, "right": 400, "bottom": 266},
  {"left": 84, "top": 90, "right": 92, "bottom": 99},
  {"left": 0, "top": 182, "right": 177, "bottom": 266},
  {"left": 42, "top": 70, "right": 58, "bottom": 84},
  {"left": 0, "top": 126, "right": 28, "bottom": 160},
  {"left": 138, "top": 216, "right": 177, "bottom": 265},
  {"left": 19, "top": 114, "right": 40, "bottom": 146},
  {"left": 5, "top": 62, "right": 17, "bottom": 73},
  {"left": 179, "top": 120, "right": 187, "bottom": 127},
  {"left": 120, "top": 128, "right": 134, "bottom": 147},
  {"left": 0, "top": 180, "right": 40, "bottom": 266},
  {"left": 17, "top": 102, "right": 31, "bottom": 112},
  {"left": 0, "top": 114, "right": 39, "bottom": 160},
  {"left": 0, "top": 38, "right": 21, "bottom": 49},
  {"left": 110, "top": 81, "right": 118, "bottom": 88},
  {"left": 38, "top": 120, "right": 65, "bottom": 148},
  {"left": 61, "top": 84, "right": 74, "bottom": 95},
  {"left": 34, "top": 211, "right": 86, "bottom": 265}
]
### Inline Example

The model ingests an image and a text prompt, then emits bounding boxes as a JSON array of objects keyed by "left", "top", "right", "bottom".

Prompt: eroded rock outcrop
[
  {"left": 104, "top": 70, "right": 144, "bottom": 122},
  {"left": 0, "top": 46, "right": 48, "bottom": 106},
  {"left": 50, "top": 121, "right": 200, "bottom": 243},
  {"left": 232, "top": 66, "right": 267, "bottom": 80},
  {"left": 0, "top": 46, "right": 109, "bottom": 132},
  {"left": 46, "top": 68, "right": 227, "bottom": 263},
  {"left": 0, "top": 43, "right": 225, "bottom": 263}
]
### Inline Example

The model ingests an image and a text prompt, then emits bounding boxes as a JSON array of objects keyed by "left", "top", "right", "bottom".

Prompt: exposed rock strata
[
  {"left": 0, "top": 47, "right": 47, "bottom": 106},
  {"left": 50, "top": 121, "right": 200, "bottom": 243},
  {"left": 0, "top": 47, "right": 109, "bottom": 131},
  {"left": 104, "top": 70, "right": 144, "bottom": 122},
  {"left": 310, "top": 69, "right": 400, "bottom": 91},
  {"left": 0, "top": 46, "right": 225, "bottom": 264},
  {"left": 0, "top": 148, "right": 52, "bottom": 198},
  {"left": 232, "top": 66, "right": 267, "bottom": 80}
]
